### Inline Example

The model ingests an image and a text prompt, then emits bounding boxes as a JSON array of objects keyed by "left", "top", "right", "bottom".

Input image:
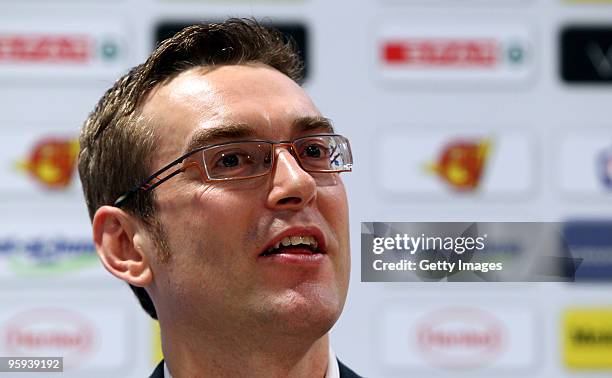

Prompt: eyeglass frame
[{"left": 113, "top": 133, "right": 353, "bottom": 207}]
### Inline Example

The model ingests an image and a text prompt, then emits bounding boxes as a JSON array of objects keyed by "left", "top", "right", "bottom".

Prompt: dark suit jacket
[{"left": 149, "top": 359, "right": 363, "bottom": 378}]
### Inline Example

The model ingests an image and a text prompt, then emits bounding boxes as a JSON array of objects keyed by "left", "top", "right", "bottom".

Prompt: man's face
[{"left": 139, "top": 64, "right": 350, "bottom": 338}]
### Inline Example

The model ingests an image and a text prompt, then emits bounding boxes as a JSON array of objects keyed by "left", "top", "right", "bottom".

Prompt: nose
[{"left": 266, "top": 146, "right": 317, "bottom": 211}]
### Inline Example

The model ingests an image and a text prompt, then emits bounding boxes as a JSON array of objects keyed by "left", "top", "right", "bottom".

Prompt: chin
[{"left": 261, "top": 283, "right": 345, "bottom": 337}]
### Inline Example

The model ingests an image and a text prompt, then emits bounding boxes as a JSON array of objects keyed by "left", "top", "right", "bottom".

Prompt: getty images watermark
[{"left": 360, "top": 222, "right": 605, "bottom": 282}]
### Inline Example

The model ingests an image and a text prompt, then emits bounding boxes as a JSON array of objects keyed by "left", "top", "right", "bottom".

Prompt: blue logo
[
  {"left": 0, "top": 237, "right": 98, "bottom": 276},
  {"left": 563, "top": 221, "right": 612, "bottom": 281},
  {"left": 597, "top": 146, "right": 612, "bottom": 189}
]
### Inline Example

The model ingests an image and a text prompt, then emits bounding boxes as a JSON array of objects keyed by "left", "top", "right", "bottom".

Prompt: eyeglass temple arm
[
  {"left": 113, "top": 167, "right": 186, "bottom": 207},
  {"left": 112, "top": 148, "right": 207, "bottom": 207}
]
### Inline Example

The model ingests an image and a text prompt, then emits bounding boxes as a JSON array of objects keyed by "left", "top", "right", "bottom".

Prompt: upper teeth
[{"left": 271, "top": 235, "right": 318, "bottom": 251}]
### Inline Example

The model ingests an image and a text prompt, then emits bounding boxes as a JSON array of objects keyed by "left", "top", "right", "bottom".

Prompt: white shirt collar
[
  {"left": 163, "top": 360, "right": 171, "bottom": 378},
  {"left": 326, "top": 344, "right": 340, "bottom": 378},
  {"left": 163, "top": 344, "right": 340, "bottom": 378}
]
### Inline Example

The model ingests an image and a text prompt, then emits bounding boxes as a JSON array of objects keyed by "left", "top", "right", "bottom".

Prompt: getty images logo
[{"left": 562, "top": 26, "right": 612, "bottom": 83}]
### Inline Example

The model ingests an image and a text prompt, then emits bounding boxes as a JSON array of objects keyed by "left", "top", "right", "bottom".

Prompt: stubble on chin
[{"left": 250, "top": 281, "right": 344, "bottom": 338}]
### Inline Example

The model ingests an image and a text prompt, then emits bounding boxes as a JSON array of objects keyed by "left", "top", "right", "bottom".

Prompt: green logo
[
  {"left": 1, "top": 238, "right": 99, "bottom": 277},
  {"left": 100, "top": 40, "right": 119, "bottom": 61},
  {"left": 507, "top": 44, "right": 525, "bottom": 65}
]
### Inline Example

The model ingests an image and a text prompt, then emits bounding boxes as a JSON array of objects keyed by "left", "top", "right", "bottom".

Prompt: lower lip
[{"left": 259, "top": 249, "right": 326, "bottom": 266}]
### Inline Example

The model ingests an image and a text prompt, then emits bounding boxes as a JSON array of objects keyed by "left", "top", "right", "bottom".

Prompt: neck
[{"left": 160, "top": 321, "right": 330, "bottom": 378}]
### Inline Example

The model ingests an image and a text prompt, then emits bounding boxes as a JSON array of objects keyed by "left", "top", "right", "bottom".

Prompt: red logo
[
  {"left": 15, "top": 137, "right": 79, "bottom": 190},
  {"left": 415, "top": 307, "right": 506, "bottom": 369},
  {"left": 4, "top": 308, "right": 96, "bottom": 368},
  {"left": 426, "top": 138, "right": 491, "bottom": 192},
  {"left": 0, "top": 35, "right": 91, "bottom": 63},
  {"left": 383, "top": 39, "right": 499, "bottom": 67}
]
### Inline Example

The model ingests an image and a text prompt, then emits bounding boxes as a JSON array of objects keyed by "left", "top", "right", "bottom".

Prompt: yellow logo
[
  {"left": 563, "top": 308, "right": 612, "bottom": 369},
  {"left": 152, "top": 321, "right": 163, "bottom": 366},
  {"left": 426, "top": 138, "right": 492, "bottom": 192},
  {"left": 15, "top": 137, "right": 79, "bottom": 189}
]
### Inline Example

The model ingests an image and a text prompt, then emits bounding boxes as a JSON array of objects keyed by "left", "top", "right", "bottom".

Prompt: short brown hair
[{"left": 78, "top": 18, "right": 304, "bottom": 319}]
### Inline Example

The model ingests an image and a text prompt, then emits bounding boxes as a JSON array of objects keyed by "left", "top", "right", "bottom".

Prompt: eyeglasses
[{"left": 114, "top": 134, "right": 353, "bottom": 207}]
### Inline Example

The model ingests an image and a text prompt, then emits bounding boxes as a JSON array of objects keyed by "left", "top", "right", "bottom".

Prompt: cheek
[
  {"left": 317, "top": 183, "right": 351, "bottom": 275},
  {"left": 173, "top": 185, "right": 263, "bottom": 259},
  {"left": 156, "top": 185, "right": 232, "bottom": 258},
  {"left": 157, "top": 186, "right": 263, "bottom": 292},
  {"left": 318, "top": 183, "right": 349, "bottom": 234}
]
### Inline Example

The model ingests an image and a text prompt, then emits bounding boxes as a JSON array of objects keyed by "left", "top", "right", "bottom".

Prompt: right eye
[
  {"left": 211, "top": 151, "right": 254, "bottom": 171},
  {"left": 203, "top": 142, "right": 271, "bottom": 179},
  {"left": 219, "top": 153, "right": 240, "bottom": 168}
]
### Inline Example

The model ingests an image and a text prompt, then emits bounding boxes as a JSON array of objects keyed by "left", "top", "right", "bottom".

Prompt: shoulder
[
  {"left": 149, "top": 360, "right": 165, "bottom": 378},
  {"left": 338, "top": 359, "right": 364, "bottom": 378}
]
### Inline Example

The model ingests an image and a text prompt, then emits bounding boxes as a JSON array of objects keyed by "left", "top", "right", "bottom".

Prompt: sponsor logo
[
  {"left": 563, "top": 309, "right": 612, "bottom": 369},
  {"left": 0, "top": 303, "right": 132, "bottom": 373},
  {"left": 415, "top": 307, "right": 505, "bottom": 368},
  {"left": 566, "top": 0, "right": 612, "bottom": 4},
  {"left": 558, "top": 133, "right": 612, "bottom": 195},
  {"left": 377, "top": 23, "right": 534, "bottom": 85},
  {"left": 3, "top": 308, "right": 96, "bottom": 368},
  {"left": 379, "top": 303, "right": 535, "bottom": 370},
  {"left": 562, "top": 221, "right": 612, "bottom": 281},
  {"left": 14, "top": 137, "right": 79, "bottom": 190},
  {"left": 562, "top": 27, "right": 612, "bottom": 83},
  {"left": 426, "top": 138, "right": 491, "bottom": 192},
  {"left": 0, "top": 34, "right": 120, "bottom": 64},
  {"left": 0, "top": 237, "right": 97, "bottom": 276},
  {"left": 152, "top": 321, "right": 163, "bottom": 366},
  {"left": 155, "top": 21, "right": 309, "bottom": 81},
  {"left": 0, "top": 22, "right": 126, "bottom": 79},
  {"left": 597, "top": 146, "right": 612, "bottom": 189},
  {"left": 0, "top": 35, "right": 119, "bottom": 64},
  {"left": 383, "top": 39, "right": 525, "bottom": 67},
  {"left": 378, "top": 130, "right": 532, "bottom": 196}
]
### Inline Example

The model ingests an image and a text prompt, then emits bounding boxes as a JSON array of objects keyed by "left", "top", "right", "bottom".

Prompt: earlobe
[{"left": 92, "top": 206, "right": 153, "bottom": 287}]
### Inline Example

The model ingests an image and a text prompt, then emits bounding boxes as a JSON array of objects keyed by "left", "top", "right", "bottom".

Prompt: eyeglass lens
[{"left": 201, "top": 135, "right": 352, "bottom": 180}]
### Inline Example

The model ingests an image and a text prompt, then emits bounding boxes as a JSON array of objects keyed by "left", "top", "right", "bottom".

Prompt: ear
[{"left": 92, "top": 205, "right": 153, "bottom": 287}]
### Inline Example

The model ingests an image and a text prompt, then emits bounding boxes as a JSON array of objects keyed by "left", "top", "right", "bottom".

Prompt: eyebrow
[
  {"left": 183, "top": 116, "right": 335, "bottom": 153},
  {"left": 184, "top": 123, "right": 256, "bottom": 153},
  {"left": 293, "top": 116, "right": 335, "bottom": 135}
]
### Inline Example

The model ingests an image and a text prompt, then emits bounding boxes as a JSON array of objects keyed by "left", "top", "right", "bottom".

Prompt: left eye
[
  {"left": 306, "top": 144, "right": 322, "bottom": 158},
  {"left": 302, "top": 143, "right": 328, "bottom": 159}
]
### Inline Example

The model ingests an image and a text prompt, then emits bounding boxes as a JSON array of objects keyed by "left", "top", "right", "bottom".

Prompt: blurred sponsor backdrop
[{"left": 0, "top": 0, "right": 611, "bottom": 377}]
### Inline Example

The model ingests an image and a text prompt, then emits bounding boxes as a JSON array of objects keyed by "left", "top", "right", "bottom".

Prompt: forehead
[{"left": 140, "top": 64, "right": 322, "bottom": 163}]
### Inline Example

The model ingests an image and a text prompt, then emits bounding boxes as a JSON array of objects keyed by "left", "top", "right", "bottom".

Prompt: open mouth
[{"left": 260, "top": 235, "right": 323, "bottom": 257}]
